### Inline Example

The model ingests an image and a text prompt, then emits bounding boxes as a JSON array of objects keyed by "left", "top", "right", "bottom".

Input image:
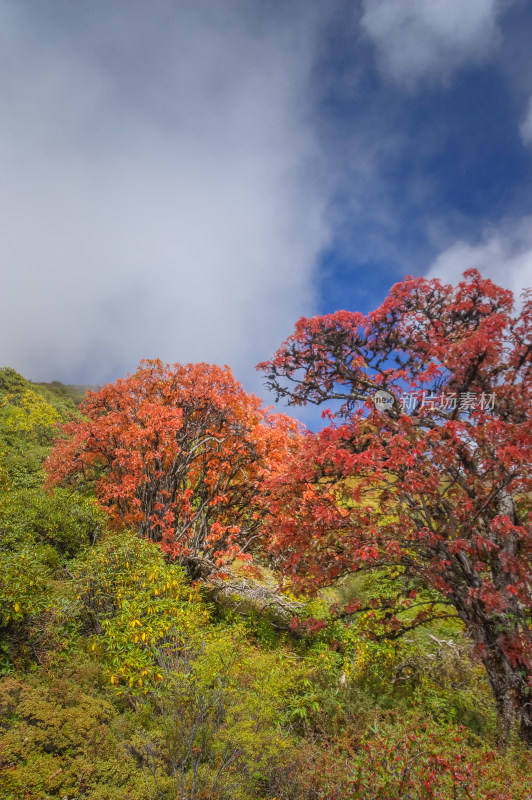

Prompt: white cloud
[
  {"left": 360, "top": 0, "right": 508, "bottom": 87},
  {"left": 0, "top": 0, "right": 331, "bottom": 391},
  {"left": 519, "top": 96, "right": 532, "bottom": 145},
  {"left": 425, "top": 217, "right": 532, "bottom": 301}
]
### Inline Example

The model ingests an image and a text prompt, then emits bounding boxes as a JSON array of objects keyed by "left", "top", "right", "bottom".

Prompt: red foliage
[
  {"left": 45, "top": 359, "right": 298, "bottom": 570},
  {"left": 258, "top": 269, "right": 532, "bottom": 744},
  {"left": 313, "top": 714, "right": 532, "bottom": 799}
]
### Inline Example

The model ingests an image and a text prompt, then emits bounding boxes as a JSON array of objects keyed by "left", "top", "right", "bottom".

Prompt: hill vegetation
[{"left": 1, "top": 271, "right": 531, "bottom": 799}]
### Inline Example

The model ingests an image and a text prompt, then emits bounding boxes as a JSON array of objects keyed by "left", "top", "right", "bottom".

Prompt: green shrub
[
  {"left": 0, "top": 547, "right": 51, "bottom": 630},
  {"left": 0, "top": 487, "right": 104, "bottom": 560},
  {"left": 0, "top": 664, "right": 149, "bottom": 799},
  {"left": 0, "top": 369, "right": 79, "bottom": 490},
  {"left": 124, "top": 627, "right": 304, "bottom": 800}
]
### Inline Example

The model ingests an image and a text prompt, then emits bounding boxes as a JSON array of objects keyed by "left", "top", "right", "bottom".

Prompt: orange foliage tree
[{"left": 45, "top": 360, "right": 298, "bottom": 572}]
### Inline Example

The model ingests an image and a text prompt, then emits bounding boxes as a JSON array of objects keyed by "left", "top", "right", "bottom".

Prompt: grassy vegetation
[
  {"left": 33, "top": 379, "right": 100, "bottom": 406},
  {"left": 0, "top": 368, "right": 530, "bottom": 799}
]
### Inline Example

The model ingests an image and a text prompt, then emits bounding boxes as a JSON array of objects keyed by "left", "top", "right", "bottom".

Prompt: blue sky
[
  {"left": 313, "top": 0, "right": 532, "bottom": 315},
  {"left": 1, "top": 0, "right": 531, "bottom": 419}
]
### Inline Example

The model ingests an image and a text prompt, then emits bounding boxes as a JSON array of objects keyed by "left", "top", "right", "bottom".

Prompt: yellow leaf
[{"left": 14, "top": 602, "right": 20, "bottom": 613}]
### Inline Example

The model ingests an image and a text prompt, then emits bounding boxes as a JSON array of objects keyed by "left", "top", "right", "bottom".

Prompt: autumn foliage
[
  {"left": 45, "top": 360, "right": 298, "bottom": 570},
  {"left": 258, "top": 269, "right": 532, "bottom": 744},
  {"left": 3, "top": 365, "right": 532, "bottom": 796}
]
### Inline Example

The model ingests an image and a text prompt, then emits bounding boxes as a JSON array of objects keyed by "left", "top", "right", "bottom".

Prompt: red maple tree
[
  {"left": 45, "top": 359, "right": 298, "bottom": 573},
  {"left": 258, "top": 269, "right": 532, "bottom": 745}
]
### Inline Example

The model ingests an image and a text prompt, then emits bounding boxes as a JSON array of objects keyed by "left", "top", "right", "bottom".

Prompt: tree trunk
[
  {"left": 446, "top": 492, "right": 532, "bottom": 747},
  {"left": 474, "top": 627, "right": 532, "bottom": 746},
  {"left": 480, "top": 492, "right": 532, "bottom": 746}
]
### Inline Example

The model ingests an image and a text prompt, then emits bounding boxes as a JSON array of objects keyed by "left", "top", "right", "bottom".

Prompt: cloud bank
[
  {"left": 360, "top": 0, "right": 508, "bottom": 87},
  {"left": 425, "top": 217, "right": 532, "bottom": 302},
  {"left": 1, "top": 1, "right": 330, "bottom": 388}
]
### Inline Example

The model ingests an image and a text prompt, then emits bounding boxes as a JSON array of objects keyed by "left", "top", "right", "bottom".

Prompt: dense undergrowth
[{"left": 0, "top": 367, "right": 531, "bottom": 799}]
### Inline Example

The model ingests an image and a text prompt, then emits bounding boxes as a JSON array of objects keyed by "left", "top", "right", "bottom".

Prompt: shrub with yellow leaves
[{"left": 72, "top": 530, "right": 209, "bottom": 692}]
